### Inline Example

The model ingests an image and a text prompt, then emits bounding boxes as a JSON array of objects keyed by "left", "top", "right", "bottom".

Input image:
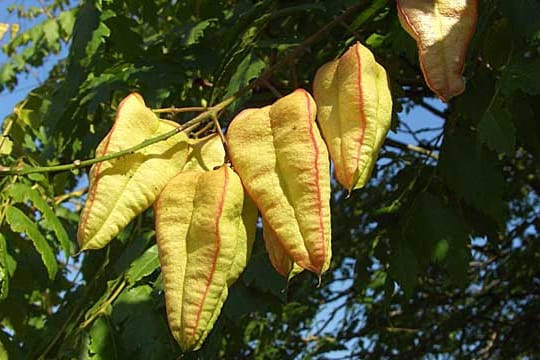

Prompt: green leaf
[
  {"left": 388, "top": 234, "right": 418, "bottom": 298},
  {"left": 0, "top": 137, "right": 13, "bottom": 155},
  {"left": 481, "top": 18, "right": 514, "bottom": 70},
  {"left": 365, "top": 33, "right": 386, "bottom": 48},
  {"left": 512, "top": 96, "right": 540, "bottom": 157},
  {"left": 500, "top": 59, "right": 540, "bottom": 96},
  {"left": 403, "top": 193, "right": 470, "bottom": 285},
  {"left": 500, "top": 0, "right": 540, "bottom": 40},
  {"left": 45, "top": 3, "right": 103, "bottom": 131},
  {"left": 439, "top": 131, "right": 507, "bottom": 223},
  {"left": 181, "top": 19, "right": 216, "bottom": 46},
  {"left": 42, "top": 18, "right": 60, "bottom": 48},
  {"left": 112, "top": 285, "right": 177, "bottom": 359},
  {"left": 0, "top": 234, "right": 9, "bottom": 299},
  {"left": 58, "top": 9, "right": 76, "bottom": 37},
  {"left": 0, "top": 338, "right": 8, "bottom": 360},
  {"left": 478, "top": 102, "right": 516, "bottom": 155},
  {"left": 83, "top": 278, "right": 122, "bottom": 325},
  {"left": 112, "top": 285, "right": 153, "bottom": 323},
  {"left": 242, "top": 251, "right": 287, "bottom": 300},
  {"left": 224, "top": 52, "right": 266, "bottom": 99},
  {"left": 8, "top": 183, "right": 72, "bottom": 255},
  {"left": 125, "top": 245, "right": 160, "bottom": 285},
  {"left": 87, "top": 317, "right": 116, "bottom": 360},
  {"left": 6, "top": 207, "right": 57, "bottom": 279}
]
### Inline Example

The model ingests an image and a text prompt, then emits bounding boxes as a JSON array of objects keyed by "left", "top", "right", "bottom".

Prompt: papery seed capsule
[
  {"left": 397, "top": 0, "right": 477, "bottom": 101},
  {"left": 227, "top": 89, "right": 332, "bottom": 276},
  {"left": 154, "top": 166, "right": 256, "bottom": 351},
  {"left": 183, "top": 134, "right": 226, "bottom": 172},
  {"left": 313, "top": 42, "right": 392, "bottom": 192},
  {"left": 77, "top": 93, "right": 188, "bottom": 251}
]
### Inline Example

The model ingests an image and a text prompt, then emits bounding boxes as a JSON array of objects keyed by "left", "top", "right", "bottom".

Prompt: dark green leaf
[
  {"left": 500, "top": 0, "right": 540, "bottom": 40},
  {"left": 181, "top": 19, "right": 216, "bottom": 46},
  {"left": 224, "top": 52, "right": 266, "bottom": 100},
  {"left": 403, "top": 193, "right": 470, "bottom": 285},
  {"left": 439, "top": 131, "right": 507, "bottom": 223},
  {"left": 112, "top": 285, "right": 177, "bottom": 359},
  {"left": 8, "top": 183, "right": 72, "bottom": 255},
  {"left": 87, "top": 317, "right": 116, "bottom": 360},
  {"left": 481, "top": 18, "right": 514, "bottom": 70},
  {"left": 242, "top": 251, "right": 287, "bottom": 300},
  {"left": 389, "top": 234, "right": 418, "bottom": 298},
  {"left": 0, "top": 234, "right": 9, "bottom": 300},
  {"left": 6, "top": 207, "right": 57, "bottom": 279},
  {"left": 501, "top": 59, "right": 540, "bottom": 96},
  {"left": 478, "top": 102, "right": 516, "bottom": 155},
  {"left": 125, "top": 245, "right": 160, "bottom": 285},
  {"left": 512, "top": 95, "right": 540, "bottom": 157}
]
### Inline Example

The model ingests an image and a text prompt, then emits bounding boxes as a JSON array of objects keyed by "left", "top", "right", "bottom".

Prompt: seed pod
[
  {"left": 183, "top": 134, "right": 226, "bottom": 172},
  {"left": 154, "top": 166, "right": 257, "bottom": 351},
  {"left": 227, "top": 89, "right": 332, "bottom": 276},
  {"left": 313, "top": 42, "right": 392, "bottom": 192},
  {"left": 77, "top": 93, "right": 188, "bottom": 251},
  {"left": 262, "top": 219, "right": 304, "bottom": 279},
  {"left": 397, "top": 0, "right": 477, "bottom": 101}
]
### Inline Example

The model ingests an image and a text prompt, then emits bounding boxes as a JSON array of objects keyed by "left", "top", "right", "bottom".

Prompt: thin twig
[
  {"left": 37, "top": 0, "right": 54, "bottom": 19},
  {"left": 419, "top": 99, "right": 446, "bottom": 119},
  {"left": 385, "top": 137, "right": 439, "bottom": 160},
  {"left": 54, "top": 188, "right": 87, "bottom": 205},
  {"left": 79, "top": 279, "right": 127, "bottom": 329},
  {"left": 153, "top": 106, "right": 206, "bottom": 114},
  {"left": 211, "top": 113, "right": 227, "bottom": 150},
  {"left": 250, "top": 3, "right": 367, "bottom": 91},
  {"left": 192, "top": 121, "right": 214, "bottom": 138},
  {"left": 261, "top": 78, "right": 283, "bottom": 98}
]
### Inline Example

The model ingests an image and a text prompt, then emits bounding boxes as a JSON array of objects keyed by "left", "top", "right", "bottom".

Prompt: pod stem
[{"left": 0, "top": 97, "right": 235, "bottom": 176}]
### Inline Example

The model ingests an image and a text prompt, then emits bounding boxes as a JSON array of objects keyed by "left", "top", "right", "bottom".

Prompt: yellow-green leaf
[
  {"left": 77, "top": 93, "right": 188, "bottom": 251},
  {"left": 0, "top": 137, "right": 13, "bottom": 155}
]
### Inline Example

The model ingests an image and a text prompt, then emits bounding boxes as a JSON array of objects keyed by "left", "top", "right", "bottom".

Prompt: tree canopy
[{"left": 0, "top": 0, "right": 539, "bottom": 358}]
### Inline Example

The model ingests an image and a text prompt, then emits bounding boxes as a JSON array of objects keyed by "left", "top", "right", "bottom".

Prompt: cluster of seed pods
[{"left": 77, "top": 0, "right": 477, "bottom": 348}]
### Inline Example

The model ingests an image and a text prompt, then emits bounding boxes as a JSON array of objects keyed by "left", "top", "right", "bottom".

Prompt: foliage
[{"left": 0, "top": 0, "right": 539, "bottom": 358}]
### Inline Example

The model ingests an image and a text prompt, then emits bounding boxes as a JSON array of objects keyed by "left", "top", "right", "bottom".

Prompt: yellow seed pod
[
  {"left": 227, "top": 89, "right": 332, "bottom": 277},
  {"left": 183, "top": 134, "right": 226, "bottom": 172},
  {"left": 313, "top": 42, "right": 392, "bottom": 192},
  {"left": 262, "top": 219, "right": 304, "bottom": 279},
  {"left": 154, "top": 166, "right": 257, "bottom": 351},
  {"left": 397, "top": 0, "right": 477, "bottom": 102},
  {"left": 77, "top": 93, "right": 188, "bottom": 251}
]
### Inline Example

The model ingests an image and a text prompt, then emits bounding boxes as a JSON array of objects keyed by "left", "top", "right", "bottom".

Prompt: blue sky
[{"left": 0, "top": 1, "right": 68, "bottom": 122}]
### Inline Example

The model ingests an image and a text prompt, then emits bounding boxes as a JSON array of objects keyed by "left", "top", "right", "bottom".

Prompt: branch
[
  {"left": 0, "top": 97, "right": 235, "bottom": 176},
  {"left": 385, "top": 137, "right": 439, "bottom": 160},
  {"left": 152, "top": 106, "right": 206, "bottom": 114},
  {"left": 419, "top": 99, "right": 446, "bottom": 119},
  {"left": 250, "top": 3, "right": 373, "bottom": 90}
]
